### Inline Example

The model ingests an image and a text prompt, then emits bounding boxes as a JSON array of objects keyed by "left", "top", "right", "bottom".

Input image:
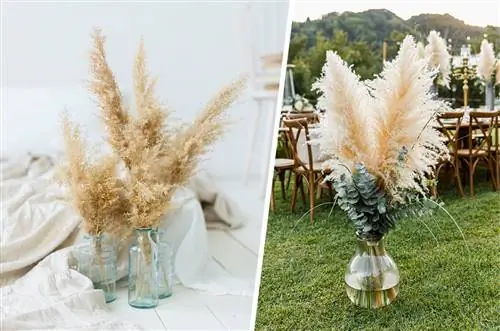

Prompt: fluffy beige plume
[
  {"left": 88, "top": 28, "right": 131, "bottom": 167},
  {"left": 59, "top": 113, "right": 129, "bottom": 237},
  {"left": 87, "top": 29, "right": 247, "bottom": 230},
  {"left": 477, "top": 39, "right": 496, "bottom": 83},
  {"left": 156, "top": 76, "right": 248, "bottom": 186},
  {"left": 122, "top": 40, "right": 171, "bottom": 169},
  {"left": 424, "top": 30, "right": 451, "bottom": 87},
  {"left": 128, "top": 36, "right": 247, "bottom": 188},
  {"left": 133, "top": 38, "right": 163, "bottom": 119},
  {"left": 416, "top": 42, "right": 426, "bottom": 60},
  {"left": 370, "top": 35, "right": 449, "bottom": 200},
  {"left": 312, "top": 51, "right": 374, "bottom": 171},
  {"left": 125, "top": 145, "right": 177, "bottom": 229}
]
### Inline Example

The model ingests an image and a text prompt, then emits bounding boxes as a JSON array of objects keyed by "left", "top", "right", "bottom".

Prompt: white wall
[{"left": 1, "top": 1, "right": 289, "bottom": 185}]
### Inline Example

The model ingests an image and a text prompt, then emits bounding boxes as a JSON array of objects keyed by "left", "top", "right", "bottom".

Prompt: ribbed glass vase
[
  {"left": 345, "top": 235, "right": 399, "bottom": 309},
  {"left": 77, "top": 233, "right": 117, "bottom": 303},
  {"left": 128, "top": 228, "right": 159, "bottom": 309},
  {"left": 156, "top": 229, "right": 174, "bottom": 299}
]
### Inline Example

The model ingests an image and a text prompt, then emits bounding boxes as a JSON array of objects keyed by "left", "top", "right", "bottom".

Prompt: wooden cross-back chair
[
  {"left": 282, "top": 118, "right": 330, "bottom": 223},
  {"left": 435, "top": 111, "right": 465, "bottom": 197},
  {"left": 270, "top": 115, "right": 294, "bottom": 213},
  {"left": 284, "top": 112, "right": 320, "bottom": 123},
  {"left": 456, "top": 111, "right": 498, "bottom": 196},
  {"left": 270, "top": 112, "right": 320, "bottom": 213},
  {"left": 488, "top": 111, "right": 499, "bottom": 190}
]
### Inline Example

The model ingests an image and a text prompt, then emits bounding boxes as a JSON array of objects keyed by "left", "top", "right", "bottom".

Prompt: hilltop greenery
[{"left": 289, "top": 9, "right": 500, "bottom": 105}]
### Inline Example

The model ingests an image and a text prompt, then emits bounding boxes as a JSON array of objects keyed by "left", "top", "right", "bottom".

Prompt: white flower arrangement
[
  {"left": 424, "top": 30, "right": 451, "bottom": 88},
  {"left": 477, "top": 39, "right": 498, "bottom": 85},
  {"left": 417, "top": 41, "right": 426, "bottom": 60},
  {"left": 292, "top": 94, "right": 314, "bottom": 111},
  {"left": 313, "top": 35, "right": 450, "bottom": 240}
]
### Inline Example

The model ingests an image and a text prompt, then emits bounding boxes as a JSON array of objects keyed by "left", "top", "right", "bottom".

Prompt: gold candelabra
[{"left": 452, "top": 57, "right": 476, "bottom": 109}]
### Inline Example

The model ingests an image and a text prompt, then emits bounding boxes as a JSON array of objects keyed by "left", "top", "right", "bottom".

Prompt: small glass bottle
[
  {"left": 128, "top": 228, "right": 159, "bottom": 309},
  {"left": 156, "top": 229, "right": 174, "bottom": 299},
  {"left": 78, "top": 233, "right": 117, "bottom": 303}
]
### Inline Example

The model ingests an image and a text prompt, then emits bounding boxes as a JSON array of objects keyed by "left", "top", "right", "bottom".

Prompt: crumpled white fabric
[{"left": 0, "top": 154, "right": 254, "bottom": 330}]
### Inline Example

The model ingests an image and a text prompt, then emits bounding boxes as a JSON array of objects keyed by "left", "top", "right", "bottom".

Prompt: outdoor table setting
[{"left": 439, "top": 107, "right": 499, "bottom": 149}]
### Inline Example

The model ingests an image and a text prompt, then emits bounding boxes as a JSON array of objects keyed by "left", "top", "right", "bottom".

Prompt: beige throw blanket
[{"left": 0, "top": 153, "right": 252, "bottom": 330}]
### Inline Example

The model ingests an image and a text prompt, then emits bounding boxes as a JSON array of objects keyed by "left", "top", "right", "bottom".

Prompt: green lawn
[{"left": 255, "top": 173, "right": 500, "bottom": 330}]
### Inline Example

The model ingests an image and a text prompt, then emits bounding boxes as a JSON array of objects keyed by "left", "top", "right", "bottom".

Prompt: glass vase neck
[
  {"left": 134, "top": 228, "right": 154, "bottom": 232},
  {"left": 356, "top": 236, "right": 387, "bottom": 257},
  {"left": 355, "top": 231, "right": 384, "bottom": 244}
]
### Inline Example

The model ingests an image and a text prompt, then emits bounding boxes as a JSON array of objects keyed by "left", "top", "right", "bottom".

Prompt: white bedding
[{"left": 0, "top": 154, "right": 255, "bottom": 330}]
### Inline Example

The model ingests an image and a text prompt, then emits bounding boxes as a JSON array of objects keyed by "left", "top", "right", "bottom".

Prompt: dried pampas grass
[
  {"left": 477, "top": 39, "right": 496, "bottom": 83},
  {"left": 369, "top": 36, "right": 449, "bottom": 199},
  {"left": 416, "top": 42, "right": 426, "bottom": 60},
  {"left": 156, "top": 77, "right": 247, "bottom": 187},
  {"left": 125, "top": 145, "right": 177, "bottom": 230},
  {"left": 312, "top": 51, "right": 374, "bottom": 172},
  {"left": 58, "top": 112, "right": 129, "bottom": 237},
  {"left": 424, "top": 30, "right": 451, "bottom": 88},
  {"left": 85, "top": 28, "right": 246, "bottom": 231},
  {"left": 89, "top": 29, "right": 131, "bottom": 168},
  {"left": 316, "top": 35, "right": 448, "bottom": 203}
]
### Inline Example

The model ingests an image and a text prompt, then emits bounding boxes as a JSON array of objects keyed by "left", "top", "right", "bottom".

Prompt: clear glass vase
[
  {"left": 156, "top": 229, "right": 174, "bottom": 299},
  {"left": 128, "top": 228, "right": 159, "bottom": 309},
  {"left": 430, "top": 81, "right": 438, "bottom": 100},
  {"left": 76, "top": 233, "right": 117, "bottom": 303},
  {"left": 345, "top": 235, "right": 399, "bottom": 309},
  {"left": 485, "top": 81, "right": 495, "bottom": 111}
]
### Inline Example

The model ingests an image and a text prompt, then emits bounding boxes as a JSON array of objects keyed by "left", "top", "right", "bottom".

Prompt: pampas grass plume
[
  {"left": 477, "top": 39, "right": 496, "bottom": 83},
  {"left": 424, "top": 30, "right": 451, "bottom": 87},
  {"left": 59, "top": 112, "right": 129, "bottom": 237},
  {"left": 313, "top": 51, "right": 374, "bottom": 171},
  {"left": 371, "top": 35, "right": 449, "bottom": 199}
]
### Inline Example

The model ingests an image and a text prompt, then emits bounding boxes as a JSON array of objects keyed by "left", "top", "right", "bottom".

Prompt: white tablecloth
[{"left": 294, "top": 125, "right": 324, "bottom": 165}]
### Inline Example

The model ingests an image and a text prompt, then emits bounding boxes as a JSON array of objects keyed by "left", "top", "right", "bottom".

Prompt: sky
[{"left": 292, "top": 0, "right": 500, "bottom": 27}]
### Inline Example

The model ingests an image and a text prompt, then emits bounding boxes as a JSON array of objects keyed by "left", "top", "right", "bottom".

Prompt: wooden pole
[
  {"left": 463, "top": 58, "right": 469, "bottom": 109},
  {"left": 383, "top": 40, "right": 388, "bottom": 63}
]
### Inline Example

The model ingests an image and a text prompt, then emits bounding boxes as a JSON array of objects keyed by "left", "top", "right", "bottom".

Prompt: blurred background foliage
[{"left": 288, "top": 9, "right": 500, "bottom": 107}]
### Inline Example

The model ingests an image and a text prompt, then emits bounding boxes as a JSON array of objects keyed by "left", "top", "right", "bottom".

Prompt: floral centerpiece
[
  {"left": 59, "top": 28, "right": 246, "bottom": 309},
  {"left": 476, "top": 39, "right": 499, "bottom": 110},
  {"left": 313, "top": 35, "right": 450, "bottom": 308},
  {"left": 292, "top": 94, "right": 315, "bottom": 112}
]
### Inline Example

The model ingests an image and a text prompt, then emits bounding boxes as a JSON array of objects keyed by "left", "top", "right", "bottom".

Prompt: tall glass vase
[
  {"left": 429, "top": 81, "right": 438, "bottom": 100},
  {"left": 76, "top": 233, "right": 117, "bottom": 303},
  {"left": 345, "top": 235, "right": 399, "bottom": 309},
  {"left": 128, "top": 228, "right": 159, "bottom": 309},
  {"left": 156, "top": 229, "right": 174, "bottom": 299},
  {"left": 485, "top": 81, "right": 495, "bottom": 111}
]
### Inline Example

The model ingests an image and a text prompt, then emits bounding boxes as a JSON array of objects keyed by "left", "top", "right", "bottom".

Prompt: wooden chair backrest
[
  {"left": 282, "top": 118, "right": 314, "bottom": 172},
  {"left": 468, "top": 111, "right": 499, "bottom": 156},
  {"left": 436, "top": 111, "right": 464, "bottom": 153},
  {"left": 284, "top": 112, "right": 320, "bottom": 124}
]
